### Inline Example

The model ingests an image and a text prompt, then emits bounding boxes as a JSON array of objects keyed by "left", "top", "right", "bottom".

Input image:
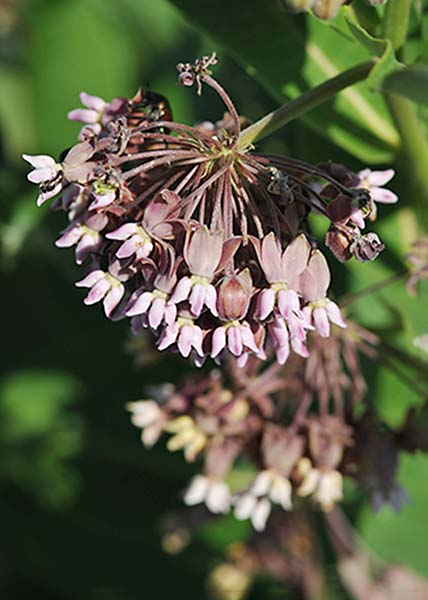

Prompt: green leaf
[
  {"left": 358, "top": 452, "right": 428, "bottom": 576},
  {"left": 170, "top": 0, "right": 398, "bottom": 162},
  {"left": 346, "top": 19, "right": 400, "bottom": 89},
  {"left": 383, "top": 64, "right": 428, "bottom": 105}
]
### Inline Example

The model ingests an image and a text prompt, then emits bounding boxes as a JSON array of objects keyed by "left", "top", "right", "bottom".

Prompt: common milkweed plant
[{"left": 23, "top": 0, "right": 428, "bottom": 595}]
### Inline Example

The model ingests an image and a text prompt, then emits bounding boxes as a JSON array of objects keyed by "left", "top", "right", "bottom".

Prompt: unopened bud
[{"left": 217, "top": 274, "right": 251, "bottom": 321}]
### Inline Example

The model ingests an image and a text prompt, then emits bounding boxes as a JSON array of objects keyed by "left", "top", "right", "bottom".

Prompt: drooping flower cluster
[
  {"left": 23, "top": 55, "right": 397, "bottom": 368},
  {"left": 127, "top": 322, "right": 393, "bottom": 531}
]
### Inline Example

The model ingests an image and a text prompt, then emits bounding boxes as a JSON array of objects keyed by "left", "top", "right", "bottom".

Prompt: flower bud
[{"left": 216, "top": 273, "right": 251, "bottom": 321}]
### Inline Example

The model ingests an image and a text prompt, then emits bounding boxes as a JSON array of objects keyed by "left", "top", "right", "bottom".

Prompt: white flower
[
  {"left": 233, "top": 469, "right": 293, "bottom": 531},
  {"left": 183, "top": 475, "right": 231, "bottom": 514},
  {"left": 297, "top": 458, "right": 343, "bottom": 511},
  {"left": 22, "top": 154, "right": 63, "bottom": 206},
  {"left": 126, "top": 400, "right": 164, "bottom": 447},
  {"left": 234, "top": 494, "right": 272, "bottom": 531},
  {"left": 165, "top": 416, "right": 206, "bottom": 462}
]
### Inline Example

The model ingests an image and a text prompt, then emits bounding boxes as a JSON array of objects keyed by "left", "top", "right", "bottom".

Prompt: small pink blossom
[
  {"left": 75, "top": 269, "right": 125, "bottom": 317},
  {"left": 68, "top": 92, "right": 107, "bottom": 139},
  {"left": 158, "top": 316, "right": 204, "bottom": 358},
  {"left": 300, "top": 250, "right": 346, "bottom": 337},
  {"left": 355, "top": 168, "right": 398, "bottom": 225},
  {"left": 55, "top": 213, "right": 108, "bottom": 264}
]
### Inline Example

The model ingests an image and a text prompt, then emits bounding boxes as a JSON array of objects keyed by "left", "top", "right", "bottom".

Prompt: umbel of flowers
[{"left": 23, "top": 54, "right": 399, "bottom": 528}]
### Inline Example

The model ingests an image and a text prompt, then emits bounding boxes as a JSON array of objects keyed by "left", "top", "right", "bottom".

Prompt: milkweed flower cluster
[
  {"left": 23, "top": 54, "right": 396, "bottom": 369},
  {"left": 23, "top": 55, "right": 401, "bottom": 530},
  {"left": 127, "top": 323, "right": 395, "bottom": 531}
]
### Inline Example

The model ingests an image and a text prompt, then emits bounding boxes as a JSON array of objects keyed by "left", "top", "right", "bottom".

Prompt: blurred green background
[{"left": 1, "top": 0, "right": 428, "bottom": 598}]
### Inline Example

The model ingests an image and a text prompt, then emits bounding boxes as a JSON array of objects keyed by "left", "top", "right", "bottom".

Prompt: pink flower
[
  {"left": 256, "top": 233, "right": 310, "bottom": 326},
  {"left": 170, "top": 227, "right": 240, "bottom": 318},
  {"left": 211, "top": 321, "right": 259, "bottom": 359},
  {"left": 299, "top": 250, "right": 346, "bottom": 337},
  {"left": 55, "top": 213, "right": 108, "bottom": 264},
  {"left": 158, "top": 316, "right": 204, "bottom": 358},
  {"left": 75, "top": 269, "right": 125, "bottom": 317},
  {"left": 355, "top": 168, "right": 398, "bottom": 225},
  {"left": 107, "top": 191, "right": 179, "bottom": 260},
  {"left": 68, "top": 92, "right": 106, "bottom": 139},
  {"left": 126, "top": 288, "right": 177, "bottom": 329}
]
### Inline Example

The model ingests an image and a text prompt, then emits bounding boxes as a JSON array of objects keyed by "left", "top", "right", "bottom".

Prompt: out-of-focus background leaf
[{"left": 1, "top": 0, "right": 427, "bottom": 598}]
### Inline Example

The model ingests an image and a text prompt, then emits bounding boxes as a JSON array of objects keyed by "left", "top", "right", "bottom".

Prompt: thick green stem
[
  {"left": 382, "top": 0, "right": 411, "bottom": 52},
  {"left": 386, "top": 93, "right": 428, "bottom": 228},
  {"left": 237, "top": 61, "right": 373, "bottom": 149},
  {"left": 382, "top": 0, "right": 428, "bottom": 228}
]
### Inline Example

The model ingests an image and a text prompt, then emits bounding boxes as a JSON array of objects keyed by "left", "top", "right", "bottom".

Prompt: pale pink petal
[
  {"left": 227, "top": 326, "right": 243, "bottom": 356},
  {"left": 189, "top": 283, "right": 206, "bottom": 316},
  {"left": 84, "top": 278, "right": 110, "bottom": 305},
  {"left": 278, "top": 289, "right": 300, "bottom": 319},
  {"left": 89, "top": 192, "right": 115, "bottom": 210},
  {"left": 22, "top": 154, "right": 57, "bottom": 169},
  {"left": 126, "top": 291, "right": 153, "bottom": 316},
  {"left": 164, "top": 304, "right": 177, "bottom": 326},
  {"left": 170, "top": 277, "right": 192, "bottom": 304},
  {"left": 287, "top": 312, "right": 306, "bottom": 341},
  {"left": 291, "top": 337, "right": 309, "bottom": 358},
  {"left": 80, "top": 92, "right": 106, "bottom": 111},
  {"left": 370, "top": 187, "right": 398, "bottom": 204},
  {"left": 211, "top": 327, "right": 226, "bottom": 358},
  {"left": 157, "top": 323, "right": 179, "bottom": 351},
  {"left": 37, "top": 182, "right": 63, "bottom": 206},
  {"left": 241, "top": 325, "right": 259, "bottom": 353},
  {"left": 307, "top": 251, "right": 331, "bottom": 299},
  {"left": 148, "top": 297, "right": 166, "bottom": 329},
  {"left": 75, "top": 232, "right": 99, "bottom": 264},
  {"left": 365, "top": 168, "right": 394, "bottom": 187},
  {"left": 205, "top": 284, "right": 218, "bottom": 316},
  {"left": 27, "top": 167, "right": 56, "bottom": 184},
  {"left": 116, "top": 235, "right": 141, "bottom": 259},
  {"left": 192, "top": 326, "right": 204, "bottom": 357},
  {"left": 67, "top": 108, "right": 99, "bottom": 124},
  {"left": 282, "top": 234, "right": 311, "bottom": 281},
  {"left": 276, "top": 343, "right": 290, "bottom": 365},
  {"left": 75, "top": 269, "right": 104, "bottom": 288},
  {"left": 260, "top": 232, "right": 282, "bottom": 282},
  {"left": 313, "top": 307, "right": 330, "bottom": 337},
  {"left": 55, "top": 225, "right": 83, "bottom": 248},
  {"left": 326, "top": 301, "right": 346, "bottom": 328},
  {"left": 258, "top": 288, "right": 275, "bottom": 320},
  {"left": 350, "top": 209, "right": 365, "bottom": 229},
  {"left": 106, "top": 223, "right": 138, "bottom": 240},
  {"left": 177, "top": 325, "right": 194, "bottom": 357},
  {"left": 103, "top": 284, "right": 124, "bottom": 317}
]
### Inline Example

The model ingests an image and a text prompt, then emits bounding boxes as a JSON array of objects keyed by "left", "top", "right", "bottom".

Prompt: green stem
[
  {"left": 237, "top": 61, "right": 373, "bottom": 149},
  {"left": 386, "top": 93, "right": 428, "bottom": 229},
  {"left": 382, "top": 0, "right": 411, "bottom": 52},
  {"left": 382, "top": 0, "right": 428, "bottom": 229}
]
